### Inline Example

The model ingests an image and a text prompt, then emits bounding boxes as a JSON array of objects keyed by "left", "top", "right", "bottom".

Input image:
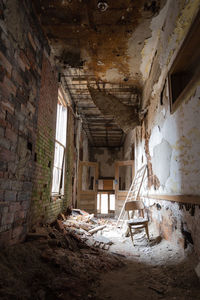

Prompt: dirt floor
[
  {"left": 94, "top": 223, "right": 200, "bottom": 300},
  {"left": 0, "top": 218, "right": 199, "bottom": 300}
]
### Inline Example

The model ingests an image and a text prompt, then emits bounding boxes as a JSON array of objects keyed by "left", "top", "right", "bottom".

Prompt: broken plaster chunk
[
  {"left": 88, "top": 86, "right": 140, "bottom": 133},
  {"left": 93, "top": 235, "right": 112, "bottom": 245}
]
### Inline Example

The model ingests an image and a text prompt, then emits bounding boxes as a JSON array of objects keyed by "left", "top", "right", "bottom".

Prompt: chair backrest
[{"left": 125, "top": 201, "right": 144, "bottom": 211}]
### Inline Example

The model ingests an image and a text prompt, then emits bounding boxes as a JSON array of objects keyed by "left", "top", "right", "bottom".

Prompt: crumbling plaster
[
  {"left": 137, "top": 0, "right": 200, "bottom": 195},
  {"left": 142, "top": 0, "right": 200, "bottom": 110},
  {"left": 125, "top": 0, "right": 200, "bottom": 257},
  {"left": 88, "top": 87, "right": 140, "bottom": 133},
  {"left": 145, "top": 84, "right": 200, "bottom": 195},
  {"left": 143, "top": 197, "right": 200, "bottom": 258}
]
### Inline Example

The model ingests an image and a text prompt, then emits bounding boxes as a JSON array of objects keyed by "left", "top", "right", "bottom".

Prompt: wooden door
[
  {"left": 77, "top": 161, "right": 98, "bottom": 213},
  {"left": 115, "top": 160, "right": 134, "bottom": 216}
]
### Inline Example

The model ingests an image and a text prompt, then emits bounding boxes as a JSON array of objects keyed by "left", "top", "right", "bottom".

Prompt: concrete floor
[{"left": 92, "top": 222, "right": 200, "bottom": 300}]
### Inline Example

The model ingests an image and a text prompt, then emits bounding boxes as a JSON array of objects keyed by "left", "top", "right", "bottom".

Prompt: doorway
[
  {"left": 97, "top": 192, "right": 115, "bottom": 215},
  {"left": 77, "top": 161, "right": 98, "bottom": 213},
  {"left": 115, "top": 160, "right": 134, "bottom": 216}
]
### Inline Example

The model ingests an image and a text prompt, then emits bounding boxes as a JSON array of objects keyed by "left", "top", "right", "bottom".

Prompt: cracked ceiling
[{"left": 33, "top": 0, "right": 167, "bottom": 147}]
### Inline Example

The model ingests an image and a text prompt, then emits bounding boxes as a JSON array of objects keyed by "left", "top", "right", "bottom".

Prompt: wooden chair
[{"left": 125, "top": 200, "right": 149, "bottom": 245}]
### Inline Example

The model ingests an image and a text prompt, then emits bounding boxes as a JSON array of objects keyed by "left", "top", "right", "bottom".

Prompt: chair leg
[
  {"left": 145, "top": 224, "right": 150, "bottom": 240},
  {"left": 129, "top": 225, "right": 134, "bottom": 245}
]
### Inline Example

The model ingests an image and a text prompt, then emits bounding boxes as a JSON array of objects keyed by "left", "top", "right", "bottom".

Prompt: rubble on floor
[
  {"left": 0, "top": 213, "right": 124, "bottom": 300},
  {"left": 63, "top": 210, "right": 200, "bottom": 299},
  {"left": 61, "top": 209, "right": 115, "bottom": 250},
  {"left": 1, "top": 210, "right": 199, "bottom": 300}
]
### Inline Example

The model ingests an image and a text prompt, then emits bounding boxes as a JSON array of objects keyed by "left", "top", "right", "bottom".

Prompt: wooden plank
[
  {"left": 79, "top": 202, "right": 95, "bottom": 207},
  {"left": 103, "top": 179, "right": 113, "bottom": 190},
  {"left": 115, "top": 160, "right": 135, "bottom": 166},
  {"left": 117, "top": 198, "right": 127, "bottom": 204},
  {"left": 117, "top": 197, "right": 126, "bottom": 202},
  {"left": 79, "top": 191, "right": 96, "bottom": 196},
  {"left": 145, "top": 194, "right": 200, "bottom": 205},
  {"left": 79, "top": 199, "right": 94, "bottom": 205},
  {"left": 88, "top": 225, "right": 106, "bottom": 234},
  {"left": 79, "top": 202, "right": 94, "bottom": 207},
  {"left": 79, "top": 205, "right": 95, "bottom": 210},
  {"left": 117, "top": 191, "right": 129, "bottom": 197}
]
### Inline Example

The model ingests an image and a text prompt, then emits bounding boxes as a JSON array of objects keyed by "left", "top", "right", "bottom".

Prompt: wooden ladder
[{"left": 116, "top": 164, "right": 147, "bottom": 228}]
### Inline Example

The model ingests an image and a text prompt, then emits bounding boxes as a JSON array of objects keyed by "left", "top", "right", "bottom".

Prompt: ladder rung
[{"left": 116, "top": 164, "right": 147, "bottom": 228}]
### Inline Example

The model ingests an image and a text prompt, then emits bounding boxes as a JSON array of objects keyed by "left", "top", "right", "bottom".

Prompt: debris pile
[
  {"left": 61, "top": 209, "right": 114, "bottom": 250},
  {"left": 0, "top": 212, "right": 124, "bottom": 300}
]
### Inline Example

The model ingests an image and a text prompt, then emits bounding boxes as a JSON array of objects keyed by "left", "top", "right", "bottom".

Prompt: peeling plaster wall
[
  {"left": 147, "top": 88, "right": 200, "bottom": 195},
  {"left": 132, "top": 0, "right": 200, "bottom": 257},
  {"left": 90, "top": 147, "right": 123, "bottom": 178}
]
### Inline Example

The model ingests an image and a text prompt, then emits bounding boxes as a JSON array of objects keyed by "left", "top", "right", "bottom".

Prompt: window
[
  {"left": 51, "top": 103, "right": 68, "bottom": 196},
  {"left": 168, "top": 10, "right": 200, "bottom": 113}
]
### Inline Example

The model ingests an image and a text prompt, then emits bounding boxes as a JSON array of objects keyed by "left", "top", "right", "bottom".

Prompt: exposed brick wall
[
  {"left": 0, "top": 0, "right": 79, "bottom": 246},
  {"left": 0, "top": 0, "right": 73, "bottom": 245},
  {"left": 30, "top": 54, "right": 59, "bottom": 226},
  {"left": 0, "top": 0, "right": 50, "bottom": 245}
]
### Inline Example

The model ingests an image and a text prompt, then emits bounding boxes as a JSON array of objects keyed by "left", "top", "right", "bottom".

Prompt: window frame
[
  {"left": 51, "top": 101, "right": 68, "bottom": 197},
  {"left": 168, "top": 10, "right": 200, "bottom": 113}
]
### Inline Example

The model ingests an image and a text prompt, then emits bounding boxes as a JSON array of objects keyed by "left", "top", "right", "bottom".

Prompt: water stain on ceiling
[
  {"left": 33, "top": 0, "right": 167, "bottom": 146},
  {"left": 34, "top": 0, "right": 166, "bottom": 86}
]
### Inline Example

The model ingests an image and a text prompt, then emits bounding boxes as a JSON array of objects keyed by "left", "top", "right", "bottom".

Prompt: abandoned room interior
[{"left": 0, "top": 0, "right": 200, "bottom": 299}]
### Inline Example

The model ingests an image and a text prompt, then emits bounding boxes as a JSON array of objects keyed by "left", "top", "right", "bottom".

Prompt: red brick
[
  {"left": 9, "top": 202, "right": 21, "bottom": 212},
  {"left": 0, "top": 148, "right": 15, "bottom": 161},
  {"left": 5, "top": 128, "right": 17, "bottom": 144},
  {"left": 10, "top": 225, "right": 25, "bottom": 244},
  {"left": 4, "top": 190, "right": 17, "bottom": 202},
  {"left": 14, "top": 210, "right": 26, "bottom": 221},
  {"left": 1, "top": 212, "right": 15, "bottom": 225}
]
